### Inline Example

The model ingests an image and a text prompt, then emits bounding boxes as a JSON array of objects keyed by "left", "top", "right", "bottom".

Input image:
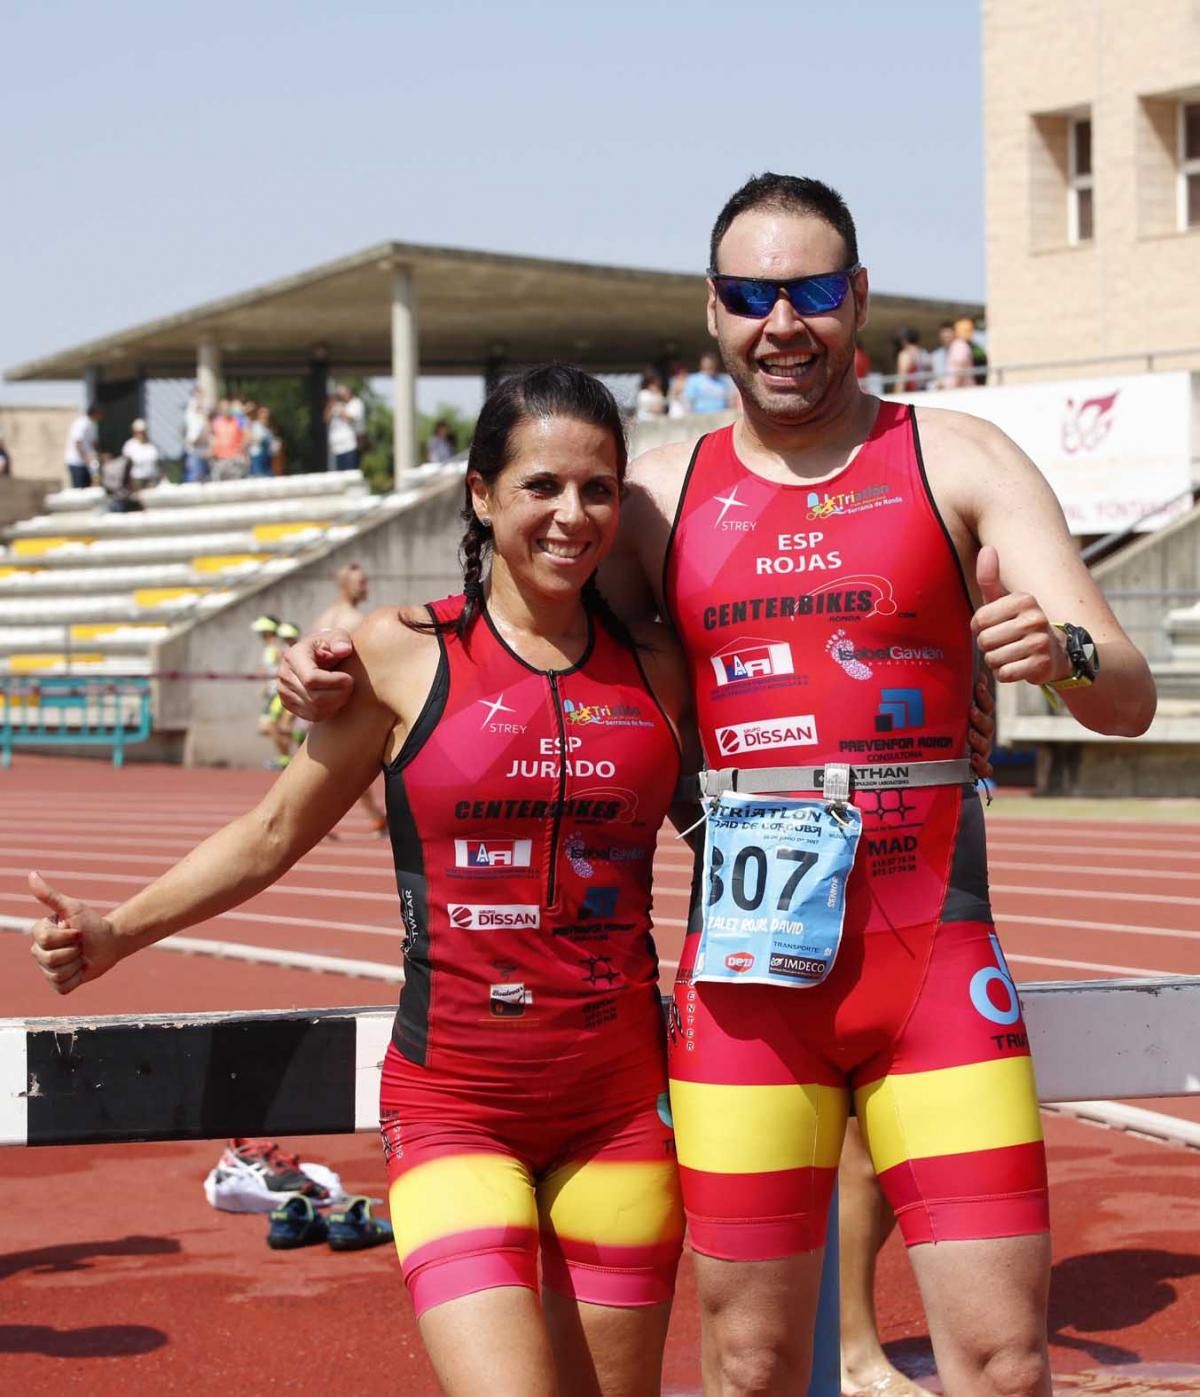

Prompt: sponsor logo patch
[
  {"left": 715, "top": 714, "right": 818, "bottom": 755},
  {"left": 710, "top": 640, "right": 794, "bottom": 687},
  {"left": 448, "top": 903, "right": 540, "bottom": 930},
  {"left": 562, "top": 697, "right": 653, "bottom": 729},
  {"left": 875, "top": 688, "right": 925, "bottom": 732},
  {"left": 702, "top": 576, "right": 900, "bottom": 631},
  {"left": 453, "top": 837, "right": 533, "bottom": 870},
  {"left": 489, "top": 982, "right": 533, "bottom": 1017},
  {"left": 581, "top": 885, "right": 620, "bottom": 919},
  {"left": 711, "top": 484, "right": 755, "bottom": 531}
]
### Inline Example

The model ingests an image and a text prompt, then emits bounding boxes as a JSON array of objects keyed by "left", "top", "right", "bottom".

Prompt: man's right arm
[
  {"left": 597, "top": 440, "right": 692, "bottom": 626},
  {"left": 276, "top": 629, "right": 357, "bottom": 720}
]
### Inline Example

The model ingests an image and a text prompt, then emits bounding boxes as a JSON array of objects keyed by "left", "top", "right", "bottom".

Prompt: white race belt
[{"left": 689, "top": 758, "right": 972, "bottom": 802}]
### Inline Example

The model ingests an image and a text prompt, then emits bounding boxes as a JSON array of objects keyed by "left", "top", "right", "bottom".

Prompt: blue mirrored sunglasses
[{"left": 710, "top": 264, "right": 862, "bottom": 319}]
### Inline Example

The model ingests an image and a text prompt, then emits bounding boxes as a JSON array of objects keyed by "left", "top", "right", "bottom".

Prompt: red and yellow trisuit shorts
[
  {"left": 381, "top": 1019, "right": 682, "bottom": 1318},
  {"left": 669, "top": 790, "right": 1049, "bottom": 1261}
]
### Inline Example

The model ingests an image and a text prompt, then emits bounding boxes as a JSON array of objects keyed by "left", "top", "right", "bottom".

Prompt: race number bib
[{"left": 694, "top": 792, "right": 862, "bottom": 988}]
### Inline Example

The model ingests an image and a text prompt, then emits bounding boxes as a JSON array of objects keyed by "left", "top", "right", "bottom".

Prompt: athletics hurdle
[{"left": 2, "top": 976, "right": 1197, "bottom": 1397}]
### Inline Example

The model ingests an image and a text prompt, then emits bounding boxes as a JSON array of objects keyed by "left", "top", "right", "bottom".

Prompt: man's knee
[
  {"left": 981, "top": 1342, "right": 1049, "bottom": 1397},
  {"left": 709, "top": 1331, "right": 809, "bottom": 1395}
]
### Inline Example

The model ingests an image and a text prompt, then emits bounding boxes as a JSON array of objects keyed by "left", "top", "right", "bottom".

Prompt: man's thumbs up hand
[{"left": 971, "top": 547, "right": 1071, "bottom": 686}]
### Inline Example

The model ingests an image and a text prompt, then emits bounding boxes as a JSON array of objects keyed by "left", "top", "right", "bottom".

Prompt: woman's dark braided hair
[{"left": 405, "top": 364, "right": 643, "bottom": 652}]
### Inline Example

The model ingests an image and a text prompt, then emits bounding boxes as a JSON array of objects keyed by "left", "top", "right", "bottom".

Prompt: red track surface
[{"left": 1, "top": 757, "right": 1198, "bottom": 1394}]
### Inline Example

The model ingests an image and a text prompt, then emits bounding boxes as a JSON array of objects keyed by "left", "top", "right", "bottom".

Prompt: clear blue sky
[{"left": 1, "top": 0, "right": 983, "bottom": 409}]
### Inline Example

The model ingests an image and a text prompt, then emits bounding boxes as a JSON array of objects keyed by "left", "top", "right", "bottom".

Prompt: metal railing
[
  {"left": 0, "top": 676, "right": 152, "bottom": 768},
  {"left": 873, "top": 343, "right": 1200, "bottom": 393}
]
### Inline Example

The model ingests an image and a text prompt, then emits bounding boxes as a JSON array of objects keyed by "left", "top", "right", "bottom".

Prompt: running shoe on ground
[
  {"left": 219, "top": 1138, "right": 330, "bottom": 1202},
  {"left": 267, "top": 1195, "right": 329, "bottom": 1250},
  {"left": 327, "top": 1196, "right": 394, "bottom": 1252}
]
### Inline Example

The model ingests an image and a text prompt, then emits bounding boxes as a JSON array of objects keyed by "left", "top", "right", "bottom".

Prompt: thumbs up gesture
[
  {"left": 971, "top": 545, "right": 1071, "bottom": 686},
  {"left": 28, "top": 872, "right": 122, "bottom": 995}
]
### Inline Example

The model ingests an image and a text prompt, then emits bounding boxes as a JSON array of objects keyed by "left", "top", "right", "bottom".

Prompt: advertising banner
[{"left": 889, "top": 372, "right": 1193, "bottom": 535}]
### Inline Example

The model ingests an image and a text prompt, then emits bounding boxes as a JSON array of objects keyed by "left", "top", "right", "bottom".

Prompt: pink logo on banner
[{"left": 1062, "top": 392, "right": 1119, "bottom": 454}]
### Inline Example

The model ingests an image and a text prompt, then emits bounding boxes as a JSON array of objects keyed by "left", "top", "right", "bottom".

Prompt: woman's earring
[{"left": 478, "top": 515, "right": 492, "bottom": 530}]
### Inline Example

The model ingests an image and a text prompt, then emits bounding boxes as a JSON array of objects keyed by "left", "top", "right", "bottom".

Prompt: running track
[{"left": 0, "top": 757, "right": 1197, "bottom": 1393}]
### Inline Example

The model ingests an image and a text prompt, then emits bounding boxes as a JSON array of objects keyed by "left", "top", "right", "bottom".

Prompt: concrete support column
[
  {"left": 82, "top": 364, "right": 100, "bottom": 409},
  {"left": 197, "top": 339, "right": 222, "bottom": 410},
  {"left": 307, "top": 360, "right": 329, "bottom": 473},
  {"left": 391, "top": 265, "right": 418, "bottom": 483}
]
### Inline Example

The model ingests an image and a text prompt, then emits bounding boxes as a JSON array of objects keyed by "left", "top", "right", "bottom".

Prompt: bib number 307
[{"left": 694, "top": 792, "right": 862, "bottom": 988}]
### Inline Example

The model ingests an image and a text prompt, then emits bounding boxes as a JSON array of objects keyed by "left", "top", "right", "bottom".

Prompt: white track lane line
[
  {"left": 0, "top": 914, "right": 402, "bottom": 982},
  {"left": 990, "top": 859, "right": 1199, "bottom": 882},
  {"left": 996, "top": 914, "right": 1200, "bottom": 944},
  {"left": 1004, "top": 952, "right": 1168, "bottom": 977},
  {"left": 991, "top": 882, "right": 1200, "bottom": 908},
  {"left": 0, "top": 867, "right": 396, "bottom": 903},
  {"left": 0, "top": 846, "right": 398, "bottom": 879},
  {"left": 0, "top": 893, "right": 396, "bottom": 938},
  {"left": 0, "top": 916, "right": 1180, "bottom": 986},
  {"left": 988, "top": 823, "right": 1200, "bottom": 845},
  {"left": 985, "top": 836, "right": 1200, "bottom": 859},
  {"left": 0, "top": 830, "right": 394, "bottom": 861}
]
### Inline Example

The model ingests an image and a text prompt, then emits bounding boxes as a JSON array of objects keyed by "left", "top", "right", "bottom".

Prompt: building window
[
  {"left": 1069, "top": 116, "right": 1094, "bottom": 242},
  {"left": 1181, "top": 100, "right": 1200, "bottom": 229}
]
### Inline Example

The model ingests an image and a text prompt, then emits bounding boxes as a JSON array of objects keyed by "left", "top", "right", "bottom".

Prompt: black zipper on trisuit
[{"left": 545, "top": 670, "right": 569, "bottom": 908}]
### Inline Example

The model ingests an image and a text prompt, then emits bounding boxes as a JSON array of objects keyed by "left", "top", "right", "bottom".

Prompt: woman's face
[{"left": 470, "top": 414, "right": 621, "bottom": 602}]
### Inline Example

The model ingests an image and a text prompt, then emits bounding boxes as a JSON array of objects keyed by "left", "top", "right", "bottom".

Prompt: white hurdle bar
[
  {"left": 2, "top": 977, "right": 1197, "bottom": 1397},
  {"left": 2, "top": 977, "right": 1198, "bottom": 1148}
]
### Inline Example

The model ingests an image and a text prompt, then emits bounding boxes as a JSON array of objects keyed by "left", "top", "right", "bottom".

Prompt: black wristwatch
[{"left": 1046, "top": 622, "right": 1099, "bottom": 691}]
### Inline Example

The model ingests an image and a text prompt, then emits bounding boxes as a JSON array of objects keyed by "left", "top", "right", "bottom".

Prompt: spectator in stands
[
  {"left": 0, "top": 438, "right": 11, "bottom": 477},
  {"left": 683, "top": 352, "right": 735, "bottom": 414},
  {"left": 183, "top": 388, "right": 211, "bottom": 483},
  {"left": 248, "top": 405, "right": 278, "bottom": 478},
  {"left": 99, "top": 452, "right": 141, "bottom": 512},
  {"left": 928, "top": 322, "right": 955, "bottom": 390},
  {"left": 326, "top": 383, "right": 365, "bottom": 472},
  {"left": 894, "top": 328, "right": 932, "bottom": 392},
  {"left": 425, "top": 418, "right": 457, "bottom": 464},
  {"left": 969, "top": 325, "right": 989, "bottom": 384},
  {"left": 121, "top": 419, "right": 162, "bottom": 490},
  {"left": 666, "top": 362, "right": 690, "bottom": 419},
  {"left": 210, "top": 400, "right": 248, "bottom": 481},
  {"left": 942, "top": 318, "right": 979, "bottom": 390},
  {"left": 635, "top": 369, "right": 667, "bottom": 421},
  {"left": 64, "top": 403, "right": 102, "bottom": 489}
]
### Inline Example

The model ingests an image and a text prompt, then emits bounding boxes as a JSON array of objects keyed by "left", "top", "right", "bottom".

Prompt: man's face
[
  {"left": 699, "top": 354, "right": 719, "bottom": 377},
  {"left": 707, "top": 210, "right": 867, "bottom": 427},
  {"left": 347, "top": 566, "right": 368, "bottom": 603}
]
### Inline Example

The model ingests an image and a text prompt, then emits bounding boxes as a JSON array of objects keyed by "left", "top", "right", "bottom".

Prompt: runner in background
[
  {"left": 310, "top": 563, "right": 386, "bottom": 834},
  {"left": 253, "top": 616, "right": 299, "bottom": 770}
]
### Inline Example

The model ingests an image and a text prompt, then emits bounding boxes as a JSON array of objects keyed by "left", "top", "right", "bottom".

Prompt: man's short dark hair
[{"left": 709, "top": 173, "right": 859, "bottom": 273}]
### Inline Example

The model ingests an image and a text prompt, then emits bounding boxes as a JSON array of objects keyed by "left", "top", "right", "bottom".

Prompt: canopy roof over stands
[
  {"left": 5, "top": 240, "right": 982, "bottom": 479},
  {"left": 6, "top": 240, "right": 980, "bottom": 380}
]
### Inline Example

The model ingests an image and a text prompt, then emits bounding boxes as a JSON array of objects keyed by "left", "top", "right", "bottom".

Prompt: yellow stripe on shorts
[
  {"left": 858, "top": 1056, "right": 1043, "bottom": 1175},
  {"left": 670, "top": 1079, "right": 846, "bottom": 1174},
  {"left": 539, "top": 1159, "right": 684, "bottom": 1245},
  {"left": 388, "top": 1153, "right": 537, "bottom": 1255}
]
